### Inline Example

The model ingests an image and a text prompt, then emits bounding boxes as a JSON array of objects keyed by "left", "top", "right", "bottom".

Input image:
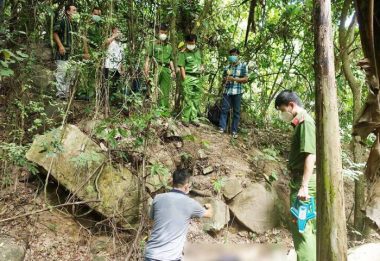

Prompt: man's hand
[
  {"left": 143, "top": 69, "right": 149, "bottom": 79},
  {"left": 119, "top": 65, "right": 126, "bottom": 76},
  {"left": 110, "top": 31, "right": 121, "bottom": 41},
  {"left": 226, "top": 76, "right": 235, "bottom": 82},
  {"left": 171, "top": 71, "right": 176, "bottom": 79},
  {"left": 203, "top": 203, "right": 213, "bottom": 218},
  {"left": 58, "top": 46, "right": 66, "bottom": 55},
  {"left": 83, "top": 53, "right": 90, "bottom": 60},
  {"left": 297, "top": 185, "right": 309, "bottom": 200},
  {"left": 204, "top": 203, "right": 211, "bottom": 209}
]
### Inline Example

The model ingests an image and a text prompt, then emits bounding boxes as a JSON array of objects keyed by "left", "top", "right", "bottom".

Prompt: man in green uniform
[
  {"left": 178, "top": 34, "right": 203, "bottom": 126},
  {"left": 83, "top": 7, "right": 104, "bottom": 59},
  {"left": 82, "top": 7, "right": 104, "bottom": 99},
  {"left": 144, "top": 24, "right": 175, "bottom": 109},
  {"left": 275, "top": 90, "right": 316, "bottom": 261}
]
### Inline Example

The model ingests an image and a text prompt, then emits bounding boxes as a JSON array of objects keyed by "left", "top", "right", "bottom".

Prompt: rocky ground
[{"left": 0, "top": 115, "right": 379, "bottom": 260}]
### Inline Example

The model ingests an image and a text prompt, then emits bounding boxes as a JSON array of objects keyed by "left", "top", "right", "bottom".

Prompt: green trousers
[
  {"left": 157, "top": 66, "right": 171, "bottom": 109},
  {"left": 182, "top": 74, "right": 201, "bottom": 123},
  {"left": 82, "top": 50, "right": 101, "bottom": 98},
  {"left": 289, "top": 174, "right": 316, "bottom": 261}
]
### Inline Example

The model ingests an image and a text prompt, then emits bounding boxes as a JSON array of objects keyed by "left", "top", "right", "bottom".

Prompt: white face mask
[
  {"left": 70, "top": 13, "right": 80, "bottom": 22},
  {"left": 279, "top": 111, "right": 294, "bottom": 123},
  {"left": 187, "top": 44, "right": 196, "bottom": 51},
  {"left": 159, "top": 34, "right": 167, "bottom": 41}
]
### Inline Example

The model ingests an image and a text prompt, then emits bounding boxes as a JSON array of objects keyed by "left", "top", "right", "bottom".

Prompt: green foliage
[
  {"left": 342, "top": 151, "right": 365, "bottom": 181},
  {"left": 0, "top": 142, "right": 38, "bottom": 187},
  {"left": 263, "top": 171, "right": 278, "bottom": 185},
  {"left": 365, "top": 133, "right": 377, "bottom": 148},
  {"left": 150, "top": 162, "right": 171, "bottom": 189},
  {"left": 39, "top": 130, "right": 64, "bottom": 157},
  {"left": 261, "top": 146, "right": 280, "bottom": 161},
  {"left": 182, "top": 134, "right": 197, "bottom": 142},
  {"left": 95, "top": 123, "right": 130, "bottom": 149},
  {"left": 0, "top": 143, "right": 38, "bottom": 173},
  {"left": 212, "top": 177, "right": 225, "bottom": 194},
  {"left": 0, "top": 49, "right": 28, "bottom": 79},
  {"left": 200, "top": 140, "right": 210, "bottom": 149},
  {"left": 180, "top": 152, "right": 193, "bottom": 161},
  {"left": 70, "top": 150, "right": 103, "bottom": 170}
]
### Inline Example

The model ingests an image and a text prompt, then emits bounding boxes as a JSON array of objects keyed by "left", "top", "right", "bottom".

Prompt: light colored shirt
[
  {"left": 145, "top": 190, "right": 206, "bottom": 261},
  {"left": 104, "top": 40, "right": 125, "bottom": 70}
]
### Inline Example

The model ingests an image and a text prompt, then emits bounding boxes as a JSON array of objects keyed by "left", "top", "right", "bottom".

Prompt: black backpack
[{"left": 207, "top": 100, "right": 222, "bottom": 126}]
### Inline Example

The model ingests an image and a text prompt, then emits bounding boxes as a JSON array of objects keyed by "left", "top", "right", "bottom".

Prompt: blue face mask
[{"left": 228, "top": 55, "right": 238, "bottom": 63}]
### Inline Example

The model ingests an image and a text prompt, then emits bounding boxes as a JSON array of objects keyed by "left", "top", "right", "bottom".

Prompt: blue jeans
[{"left": 219, "top": 93, "right": 242, "bottom": 133}]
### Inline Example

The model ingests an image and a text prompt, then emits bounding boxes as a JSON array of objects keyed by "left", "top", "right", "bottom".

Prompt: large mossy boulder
[{"left": 26, "top": 125, "right": 140, "bottom": 225}]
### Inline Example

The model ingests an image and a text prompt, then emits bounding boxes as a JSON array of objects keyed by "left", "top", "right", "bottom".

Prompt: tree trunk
[
  {"left": 170, "top": 0, "right": 182, "bottom": 112},
  {"left": 314, "top": 0, "right": 348, "bottom": 260},
  {"left": 193, "top": 0, "right": 213, "bottom": 34},
  {"left": 338, "top": 0, "right": 366, "bottom": 235},
  {"left": 0, "top": 0, "right": 4, "bottom": 23}
]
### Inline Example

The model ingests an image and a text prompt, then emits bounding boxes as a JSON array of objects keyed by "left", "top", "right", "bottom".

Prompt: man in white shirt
[{"left": 103, "top": 26, "right": 125, "bottom": 107}]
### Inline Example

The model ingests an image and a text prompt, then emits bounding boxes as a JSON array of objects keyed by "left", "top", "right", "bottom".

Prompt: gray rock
[
  {"left": 78, "top": 119, "right": 102, "bottom": 135},
  {"left": 198, "top": 149, "right": 207, "bottom": 159},
  {"left": 32, "top": 65, "right": 54, "bottom": 90},
  {"left": 0, "top": 236, "right": 26, "bottom": 261},
  {"left": 203, "top": 166, "right": 214, "bottom": 175},
  {"left": 26, "top": 125, "right": 140, "bottom": 227},
  {"left": 165, "top": 120, "right": 192, "bottom": 138},
  {"left": 222, "top": 178, "right": 242, "bottom": 200},
  {"left": 348, "top": 243, "right": 380, "bottom": 261},
  {"left": 229, "top": 183, "right": 279, "bottom": 233},
  {"left": 195, "top": 197, "right": 230, "bottom": 232},
  {"left": 31, "top": 43, "right": 53, "bottom": 62},
  {"left": 147, "top": 143, "right": 175, "bottom": 172},
  {"left": 145, "top": 171, "right": 171, "bottom": 193}
]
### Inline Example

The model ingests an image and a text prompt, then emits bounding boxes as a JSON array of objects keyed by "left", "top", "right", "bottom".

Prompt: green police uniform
[
  {"left": 288, "top": 109, "right": 316, "bottom": 261},
  {"left": 147, "top": 41, "right": 173, "bottom": 109},
  {"left": 177, "top": 49, "right": 202, "bottom": 123},
  {"left": 81, "top": 20, "right": 105, "bottom": 98},
  {"left": 87, "top": 21, "right": 104, "bottom": 53}
]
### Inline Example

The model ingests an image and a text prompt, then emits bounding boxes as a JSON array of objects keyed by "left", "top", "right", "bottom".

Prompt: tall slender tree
[
  {"left": 314, "top": 0, "right": 348, "bottom": 260},
  {"left": 338, "top": 0, "right": 366, "bottom": 235}
]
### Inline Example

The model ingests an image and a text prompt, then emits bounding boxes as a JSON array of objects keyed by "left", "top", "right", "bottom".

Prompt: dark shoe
[
  {"left": 191, "top": 121, "right": 200, "bottom": 127},
  {"left": 75, "top": 94, "right": 90, "bottom": 101},
  {"left": 56, "top": 92, "right": 67, "bottom": 100},
  {"left": 182, "top": 121, "right": 190, "bottom": 127},
  {"left": 218, "top": 128, "right": 224, "bottom": 133}
]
